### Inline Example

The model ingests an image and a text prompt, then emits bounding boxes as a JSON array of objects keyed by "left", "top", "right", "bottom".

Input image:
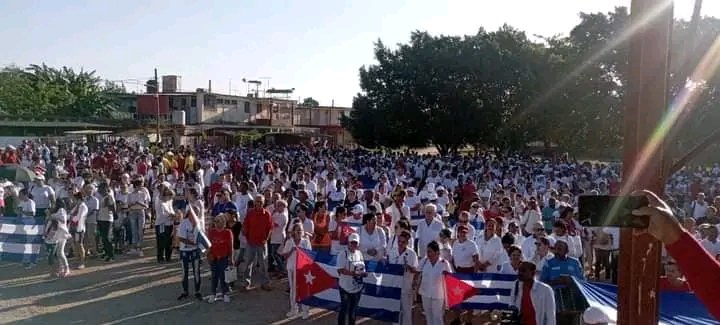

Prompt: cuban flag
[
  {"left": 295, "top": 249, "right": 404, "bottom": 323},
  {"left": 444, "top": 272, "right": 518, "bottom": 310},
  {"left": 196, "top": 230, "right": 211, "bottom": 253},
  {"left": 0, "top": 217, "right": 44, "bottom": 263}
]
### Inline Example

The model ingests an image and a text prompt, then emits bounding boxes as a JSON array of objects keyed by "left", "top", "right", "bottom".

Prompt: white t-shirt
[
  {"left": 359, "top": 226, "right": 387, "bottom": 261},
  {"left": 270, "top": 211, "right": 289, "bottom": 244},
  {"left": 177, "top": 218, "right": 199, "bottom": 251},
  {"left": 475, "top": 231, "right": 504, "bottom": 272},
  {"left": 30, "top": 184, "right": 54, "bottom": 209},
  {"left": 419, "top": 257, "right": 453, "bottom": 299},
  {"left": 19, "top": 199, "right": 36, "bottom": 217},
  {"left": 452, "top": 239, "right": 480, "bottom": 268},
  {"left": 282, "top": 237, "right": 312, "bottom": 271},
  {"left": 387, "top": 246, "right": 419, "bottom": 290},
  {"left": 336, "top": 248, "right": 365, "bottom": 293}
]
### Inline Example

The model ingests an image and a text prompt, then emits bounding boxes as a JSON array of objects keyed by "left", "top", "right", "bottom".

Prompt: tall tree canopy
[
  {"left": 343, "top": 6, "right": 720, "bottom": 158},
  {"left": 0, "top": 64, "right": 120, "bottom": 118}
]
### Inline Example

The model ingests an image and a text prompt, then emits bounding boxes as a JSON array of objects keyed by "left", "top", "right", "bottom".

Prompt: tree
[
  {"left": 343, "top": 30, "right": 538, "bottom": 154},
  {"left": 301, "top": 97, "right": 320, "bottom": 107},
  {"left": 0, "top": 63, "right": 120, "bottom": 119}
]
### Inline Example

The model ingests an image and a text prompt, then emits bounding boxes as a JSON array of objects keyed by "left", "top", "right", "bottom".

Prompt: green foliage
[
  {"left": 301, "top": 97, "right": 320, "bottom": 107},
  {"left": 0, "top": 63, "right": 122, "bottom": 119},
  {"left": 343, "top": 6, "right": 720, "bottom": 157}
]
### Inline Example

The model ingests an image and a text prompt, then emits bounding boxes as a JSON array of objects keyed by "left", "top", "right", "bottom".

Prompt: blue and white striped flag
[
  {"left": 444, "top": 272, "right": 517, "bottom": 310},
  {"left": 300, "top": 250, "right": 404, "bottom": 323},
  {"left": 0, "top": 217, "right": 44, "bottom": 263}
]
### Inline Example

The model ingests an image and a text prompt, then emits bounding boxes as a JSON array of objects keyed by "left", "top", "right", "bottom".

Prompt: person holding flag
[
  {"left": 386, "top": 229, "right": 419, "bottom": 325},
  {"left": 419, "top": 241, "right": 453, "bottom": 325},
  {"left": 176, "top": 204, "right": 203, "bottom": 301},
  {"left": 281, "top": 221, "right": 312, "bottom": 319},
  {"left": 336, "top": 233, "right": 367, "bottom": 325}
]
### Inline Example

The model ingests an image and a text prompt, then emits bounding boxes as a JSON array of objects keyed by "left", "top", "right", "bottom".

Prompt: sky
[{"left": 1, "top": 0, "right": 719, "bottom": 107}]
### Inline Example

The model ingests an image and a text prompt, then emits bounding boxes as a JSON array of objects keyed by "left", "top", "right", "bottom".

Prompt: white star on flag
[
  {"left": 305, "top": 271, "right": 316, "bottom": 285},
  {"left": 452, "top": 285, "right": 464, "bottom": 297}
]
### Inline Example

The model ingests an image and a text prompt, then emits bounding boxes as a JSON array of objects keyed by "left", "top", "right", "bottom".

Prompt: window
[
  {"left": 244, "top": 102, "right": 250, "bottom": 113},
  {"left": 256, "top": 103, "right": 263, "bottom": 114},
  {"left": 191, "top": 97, "right": 197, "bottom": 107},
  {"left": 231, "top": 100, "right": 238, "bottom": 105},
  {"left": 180, "top": 98, "right": 187, "bottom": 106}
]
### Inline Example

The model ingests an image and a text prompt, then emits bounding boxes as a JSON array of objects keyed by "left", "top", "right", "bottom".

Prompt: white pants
[
  {"left": 287, "top": 269, "right": 309, "bottom": 313},
  {"left": 397, "top": 292, "right": 414, "bottom": 325},
  {"left": 422, "top": 296, "right": 444, "bottom": 325}
]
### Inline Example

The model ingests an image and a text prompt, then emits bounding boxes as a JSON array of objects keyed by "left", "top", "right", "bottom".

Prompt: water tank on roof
[
  {"left": 172, "top": 110, "right": 186, "bottom": 125},
  {"left": 162, "top": 75, "right": 180, "bottom": 93},
  {"left": 146, "top": 80, "right": 158, "bottom": 93}
]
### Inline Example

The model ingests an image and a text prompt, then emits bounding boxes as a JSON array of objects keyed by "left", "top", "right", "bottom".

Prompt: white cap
[{"left": 348, "top": 233, "right": 360, "bottom": 243}]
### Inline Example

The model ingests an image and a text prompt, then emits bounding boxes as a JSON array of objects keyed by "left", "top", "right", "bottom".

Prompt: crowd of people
[{"left": 2, "top": 138, "right": 720, "bottom": 324}]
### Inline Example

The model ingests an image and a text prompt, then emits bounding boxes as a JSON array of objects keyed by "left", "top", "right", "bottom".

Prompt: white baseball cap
[{"left": 348, "top": 233, "right": 360, "bottom": 244}]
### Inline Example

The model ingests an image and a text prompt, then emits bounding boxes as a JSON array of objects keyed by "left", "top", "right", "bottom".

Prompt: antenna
[{"left": 259, "top": 77, "right": 271, "bottom": 97}]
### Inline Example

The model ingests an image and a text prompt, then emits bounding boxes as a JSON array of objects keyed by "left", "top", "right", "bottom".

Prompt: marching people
[
  {"left": 154, "top": 187, "right": 175, "bottom": 263},
  {"left": 336, "top": 232, "right": 366, "bottom": 325},
  {"left": 511, "top": 261, "right": 556, "bottom": 325},
  {"left": 386, "top": 229, "right": 419, "bottom": 325},
  {"left": 207, "top": 214, "right": 234, "bottom": 303},
  {"left": 419, "top": 241, "right": 453, "bottom": 325},
  {"left": 177, "top": 205, "right": 202, "bottom": 301},
  {"left": 242, "top": 194, "right": 273, "bottom": 291},
  {"left": 280, "top": 220, "right": 312, "bottom": 319},
  {"left": 358, "top": 213, "right": 387, "bottom": 262}
]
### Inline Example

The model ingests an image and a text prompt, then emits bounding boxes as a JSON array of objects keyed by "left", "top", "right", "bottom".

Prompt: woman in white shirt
[
  {"left": 388, "top": 219, "right": 415, "bottom": 253},
  {"left": 17, "top": 189, "right": 36, "bottom": 218},
  {"left": 336, "top": 233, "right": 367, "bottom": 325},
  {"left": 69, "top": 192, "right": 88, "bottom": 269},
  {"left": 50, "top": 202, "right": 72, "bottom": 277},
  {"left": 499, "top": 245, "right": 524, "bottom": 274},
  {"left": 358, "top": 213, "right": 387, "bottom": 261},
  {"left": 155, "top": 188, "right": 175, "bottom": 263},
  {"left": 386, "top": 230, "right": 419, "bottom": 325},
  {"left": 419, "top": 241, "right": 453, "bottom": 325},
  {"left": 475, "top": 219, "right": 504, "bottom": 273},
  {"left": 270, "top": 199, "right": 289, "bottom": 272},
  {"left": 127, "top": 179, "right": 150, "bottom": 257},
  {"left": 280, "top": 221, "right": 312, "bottom": 319}
]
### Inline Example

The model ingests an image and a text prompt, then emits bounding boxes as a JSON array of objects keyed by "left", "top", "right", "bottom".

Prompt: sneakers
[
  {"left": 177, "top": 293, "right": 189, "bottom": 300},
  {"left": 77, "top": 264, "right": 86, "bottom": 270},
  {"left": 301, "top": 310, "right": 309, "bottom": 320},
  {"left": 223, "top": 294, "right": 230, "bottom": 303},
  {"left": 207, "top": 294, "right": 220, "bottom": 304},
  {"left": 286, "top": 309, "right": 299, "bottom": 317}
]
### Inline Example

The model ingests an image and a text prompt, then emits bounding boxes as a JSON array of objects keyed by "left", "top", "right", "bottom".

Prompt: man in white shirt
[
  {"left": 690, "top": 192, "right": 709, "bottom": 221},
  {"left": 29, "top": 175, "right": 55, "bottom": 216},
  {"left": 511, "top": 261, "right": 556, "bottom": 325},
  {"left": 416, "top": 204, "right": 444, "bottom": 258},
  {"left": 701, "top": 225, "right": 720, "bottom": 258}
]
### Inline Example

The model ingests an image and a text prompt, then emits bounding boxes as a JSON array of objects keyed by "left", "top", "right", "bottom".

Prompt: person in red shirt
[
  {"left": 633, "top": 190, "right": 720, "bottom": 319},
  {"left": 512, "top": 261, "right": 556, "bottom": 325},
  {"left": 207, "top": 214, "right": 234, "bottom": 303},
  {"left": 241, "top": 195, "right": 273, "bottom": 291},
  {"left": 136, "top": 156, "right": 148, "bottom": 176}
]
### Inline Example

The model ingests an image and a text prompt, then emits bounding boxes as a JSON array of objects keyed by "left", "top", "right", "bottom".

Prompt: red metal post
[{"left": 618, "top": 0, "right": 673, "bottom": 324}]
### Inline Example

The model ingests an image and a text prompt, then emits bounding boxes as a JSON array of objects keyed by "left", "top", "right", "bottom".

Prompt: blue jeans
[
  {"left": 128, "top": 210, "right": 145, "bottom": 248},
  {"left": 180, "top": 250, "right": 201, "bottom": 294},
  {"left": 210, "top": 256, "right": 229, "bottom": 295},
  {"left": 338, "top": 287, "right": 362, "bottom": 325},
  {"left": 243, "top": 244, "right": 269, "bottom": 286},
  {"left": 269, "top": 243, "right": 284, "bottom": 270}
]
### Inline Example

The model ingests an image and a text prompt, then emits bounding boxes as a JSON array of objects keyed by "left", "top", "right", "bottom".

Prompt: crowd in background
[{"left": 2, "top": 139, "right": 719, "bottom": 324}]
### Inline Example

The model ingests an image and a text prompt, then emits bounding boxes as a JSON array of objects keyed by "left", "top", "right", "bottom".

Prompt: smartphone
[{"left": 577, "top": 195, "right": 650, "bottom": 228}]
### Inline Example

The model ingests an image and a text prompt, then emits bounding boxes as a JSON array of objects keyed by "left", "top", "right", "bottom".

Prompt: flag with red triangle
[
  {"left": 295, "top": 248, "right": 337, "bottom": 302},
  {"left": 444, "top": 272, "right": 477, "bottom": 308},
  {"left": 443, "top": 272, "right": 518, "bottom": 310}
]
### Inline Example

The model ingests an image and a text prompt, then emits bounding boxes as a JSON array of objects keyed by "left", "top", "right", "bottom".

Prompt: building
[{"left": 130, "top": 75, "right": 354, "bottom": 145}]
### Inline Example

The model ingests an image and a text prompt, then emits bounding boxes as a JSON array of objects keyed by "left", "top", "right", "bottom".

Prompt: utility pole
[
  {"left": 154, "top": 68, "right": 160, "bottom": 144},
  {"left": 618, "top": 0, "right": 672, "bottom": 324}
]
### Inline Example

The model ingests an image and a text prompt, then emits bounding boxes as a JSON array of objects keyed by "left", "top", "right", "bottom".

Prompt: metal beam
[{"left": 618, "top": 0, "right": 673, "bottom": 324}]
